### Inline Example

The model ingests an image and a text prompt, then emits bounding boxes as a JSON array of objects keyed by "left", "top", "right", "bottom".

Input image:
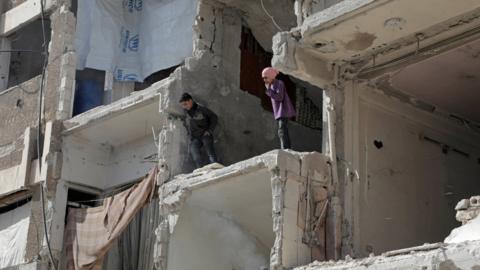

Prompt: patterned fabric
[{"left": 65, "top": 167, "right": 158, "bottom": 270}]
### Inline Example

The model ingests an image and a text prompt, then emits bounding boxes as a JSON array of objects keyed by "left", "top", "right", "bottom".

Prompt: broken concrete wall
[
  {"left": 445, "top": 196, "right": 480, "bottom": 244},
  {"left": 0, "top": 1, "right": 76, "bottom": 196},
  {"left": 159, "top": 0, "right": 323, "bottom": 173},
  {"left": 273, "top": 0, "right": 480, "bottom": 261},
  {"left": 166, "top": 169, "right": 273, "bottom": 270},
  {"left": 341, "top": 82, "right": 480, "bottom": 257},
  {"left": 155, "top": 151, "right": 332, "bottom": 270},
  {"left": 0, "top": 78, "right": 40, "bottom": 167},
  {"left": 44, "top": 3, "right": 76, "bottom": 121},
  {"left": 294, "top": 242, "right": 480, "bottom": 270}
]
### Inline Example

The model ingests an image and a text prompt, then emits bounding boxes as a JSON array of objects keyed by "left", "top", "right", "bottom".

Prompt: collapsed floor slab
[{"left": 294, "top": 241, "right": 480, "bottom": 270}]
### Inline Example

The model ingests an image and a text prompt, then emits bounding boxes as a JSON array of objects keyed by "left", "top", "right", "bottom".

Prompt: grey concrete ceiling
[
  {"left": 391, "top": 38, "right": 480, "bottom": 122},
  {"left": 217, "top": 0, "right": 296, "bottom": 51}
]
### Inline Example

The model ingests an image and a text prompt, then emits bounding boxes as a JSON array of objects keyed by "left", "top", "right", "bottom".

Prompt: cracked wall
[
  {"left": 155, "top": 151, "right": 332, "bottom": 270},
  {"left": 344, "top": 83, "right": 480, "bottom": 257},
  {"left": 159, "top": 0, "right": 323, "bottom": 174},
  {"left": 273, "top": 0, "right": 480, "bottom": 262}
]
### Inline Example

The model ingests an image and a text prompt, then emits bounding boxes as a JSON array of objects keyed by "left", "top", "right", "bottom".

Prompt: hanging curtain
[{"left": 102, "top": 198, "right": 160, "bottom": 270}]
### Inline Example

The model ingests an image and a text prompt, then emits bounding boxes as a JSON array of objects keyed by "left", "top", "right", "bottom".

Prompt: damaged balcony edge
[
  {"left": 280, "top": 0, "right": 480, "bottom": 88},
  {"left": 0, "top": 188, "right": 31, "bottom": 207},
  {"left": 62, "top": 77, "right": 174, "bottom": 135},
  {"left": 300, "top": 0, "right": 380, "bottom": 37},
  {"left": 0, "top": 75, "right": 42, "bottom": 98},
  {"left": 162, "top": 150, "right": 304, "bottom": 192}
]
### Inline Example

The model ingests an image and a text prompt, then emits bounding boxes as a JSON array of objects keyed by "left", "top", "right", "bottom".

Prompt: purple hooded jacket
[{"left": 266, "top": 79, "right": 296, "bottom": 120}]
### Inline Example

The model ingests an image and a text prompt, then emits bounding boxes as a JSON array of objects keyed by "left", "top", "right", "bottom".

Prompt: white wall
[
  {"left": 167, "top": 170, "right": 273, "bottom": 270},
  {"left": 62, "top": 135, "right": 156, "bottom": 190},
  {"left": 344, "top": 84, "right": 480, "bottom": 257}
]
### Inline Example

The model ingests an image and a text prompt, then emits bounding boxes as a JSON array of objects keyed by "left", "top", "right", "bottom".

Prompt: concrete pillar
[
  {"left": 0, "top": 38, "right": 11, "bottom": 91},
  {"left": 270, "top": 167, "right": 286, "bottom": 270},
  {"left": 157, "top": 114, "right": 189, "bottom": 177}
]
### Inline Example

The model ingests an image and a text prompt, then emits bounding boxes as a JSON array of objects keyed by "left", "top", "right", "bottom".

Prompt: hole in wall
[
  {"left": 373, "top": 140, "right": 383, "bottom": 149},
  {"left": 16, "top": 99, "right": 22, "bottom": 108},
  {"left": 442, "top": 145, "right": 449, "bottom": 154}
]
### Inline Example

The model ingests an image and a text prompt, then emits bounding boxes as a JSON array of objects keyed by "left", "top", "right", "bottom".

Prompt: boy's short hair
[{"left": 179, "top": 93, "right": 193, "bottom": 102}]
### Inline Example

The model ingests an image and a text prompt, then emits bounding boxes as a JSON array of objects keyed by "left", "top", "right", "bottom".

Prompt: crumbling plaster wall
[
  {"left": 159, "top": 0, "right": 323, "bottom": 174},
  {"left": 0, "top": 78, "right": 40, "bottom": 170},
  {"left": 155, "top": 151, "right": 332, "bottom": 270},
  {"left": 341, "top": 81, "right": 480, "bottom": 258},
  {"left": 0, "top": 1, "right": 75, "bottom": 265},
  {"left": 273, "top": 0, "right": 480, "bottom": 260}
]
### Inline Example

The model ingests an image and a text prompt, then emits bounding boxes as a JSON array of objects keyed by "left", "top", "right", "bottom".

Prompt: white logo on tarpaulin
[
  {"left": 123, "top": 0, "right": 143, "bottom": 12},
  {"left": 115, "top": 68, "right": 138, "bottom": 81},
  {"left": 120, "top": 27, "right": 140, "bottom": 52}
]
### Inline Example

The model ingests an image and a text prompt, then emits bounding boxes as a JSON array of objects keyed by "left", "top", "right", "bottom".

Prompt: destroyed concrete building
[{"left": 0, "top": 0, "right": 479, "bottom": 269}]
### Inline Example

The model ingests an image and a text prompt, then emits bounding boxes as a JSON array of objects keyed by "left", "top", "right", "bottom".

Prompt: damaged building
[{"left": 0, "top": 0, "right": 479, "bottom": 269}]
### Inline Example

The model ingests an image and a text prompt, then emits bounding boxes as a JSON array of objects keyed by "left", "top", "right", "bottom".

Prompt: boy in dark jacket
[{"left": 179, "top": 93, "right": 218, "bottom": 169}]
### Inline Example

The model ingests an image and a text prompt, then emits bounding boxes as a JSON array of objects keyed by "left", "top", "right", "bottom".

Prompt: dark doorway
[{"left": 239, "top": 27, "right": 296, "bottom": 112}]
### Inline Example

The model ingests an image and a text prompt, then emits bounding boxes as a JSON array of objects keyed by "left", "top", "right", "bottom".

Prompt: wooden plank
[{"left": 0, "top": 188, "right": 31, "bottom": 207}]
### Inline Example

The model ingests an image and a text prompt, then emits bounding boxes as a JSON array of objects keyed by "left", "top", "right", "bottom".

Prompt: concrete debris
[
  {"left": 294, "top": 241, "right": 480, "bottom": 270},
  {"left": 455, "top": 195, "right": 480, "bottom": 225},
  {"left": 192, "top": 162, "right": 225, "bottom": 174},
  {"left": 445, "top": 213, "right": 480, "bottom": 244}
]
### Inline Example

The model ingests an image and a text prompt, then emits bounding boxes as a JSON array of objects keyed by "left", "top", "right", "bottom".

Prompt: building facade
[{"left": 0, "top": 0, "right": 479, "bottom": 269}]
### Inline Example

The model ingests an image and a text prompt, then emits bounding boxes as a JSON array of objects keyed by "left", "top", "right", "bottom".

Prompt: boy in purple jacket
[{"left": 262, "top": 67, "right": 296, "bottom": 149}]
